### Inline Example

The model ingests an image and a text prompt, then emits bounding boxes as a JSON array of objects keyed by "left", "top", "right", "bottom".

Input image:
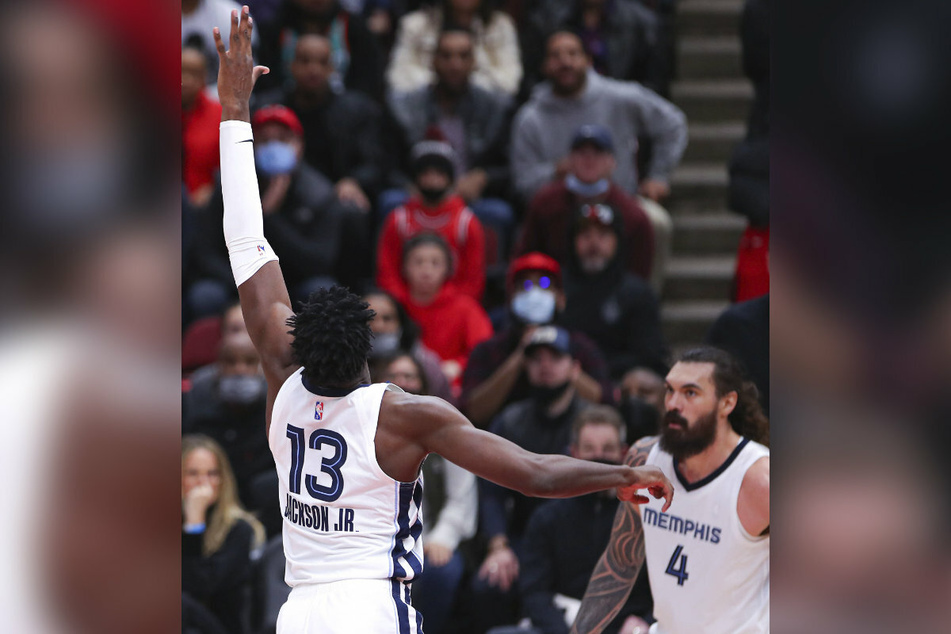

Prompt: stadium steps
[
  {"left": 682, "top": 121, "right": 746, "bottom": 163},
  {"left": 668, "top": 163, "right": 729, "bottom": 211},
  {"left": 678, "top": 0, "right": 744, "bottom": 37},
  {"left": 672, "top": 212, "right": 746, "bottom": 254},
  {"left": 661, "top": 0, "right": 749, "bottom": 350},
  {"left": 678, "top": 36, "right": 743, "bottom": 80},
  {"left": 671, "top": 79, "right": 753, "bottom": 123},
  {"left": 662, "top": 255, "right": 736, "bottom": 301},
  {"left": 661, "top": 300, "right": 732, "bottom": 344}
]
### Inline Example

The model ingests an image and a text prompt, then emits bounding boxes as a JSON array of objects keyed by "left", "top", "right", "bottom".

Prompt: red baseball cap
[
  {"left": 251, "top": 105, "right": 304, "bottom": 137},
  {"left": 507, "top": 252, "right": 562, "bottom": 294}
]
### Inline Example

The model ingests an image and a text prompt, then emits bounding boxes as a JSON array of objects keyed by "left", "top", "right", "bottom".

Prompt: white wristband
[{"left": 220, "top": 120, "right": 278, "bottom": 287}]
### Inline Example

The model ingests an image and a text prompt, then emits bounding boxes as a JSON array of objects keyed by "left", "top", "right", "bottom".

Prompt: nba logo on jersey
[
  {"left": 315, "top": 401, "right": 324, "bottom": 420},
  {"left": 257, "top": 245, "right": 266, "bottom": 255}
]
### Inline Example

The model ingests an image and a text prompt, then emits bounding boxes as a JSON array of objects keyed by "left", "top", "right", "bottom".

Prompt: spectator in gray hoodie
[{"left": 510, "top": 30, "right": 687, "bottom": 204}]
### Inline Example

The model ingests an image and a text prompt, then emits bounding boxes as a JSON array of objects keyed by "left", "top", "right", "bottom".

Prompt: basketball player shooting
[{"left": 213, "top": 7, "right": 674, "bottom": 633}]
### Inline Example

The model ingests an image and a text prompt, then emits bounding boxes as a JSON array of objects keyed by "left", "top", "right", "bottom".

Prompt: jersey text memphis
[
  {"left": 643, "top": 438, "right": 769, "bottom": 634},
  {"left": 269, "top": 372, "right": 424, "bottom": 588}
]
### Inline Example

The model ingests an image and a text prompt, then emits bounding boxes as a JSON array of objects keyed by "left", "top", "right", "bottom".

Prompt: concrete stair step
[
  {"left": 678, "top": 0, "right": 743, "bottom": 37},
  {"left": 672, "top": 211, "right": 746, "bottom": 253},
  {"left": 671, "top": 79, "right": 754, "bottom": 122},
  {"left": 678, "top": 36, "right": 743, "bottom": 80},
  {"left": 683, "top": 120, "right": 746, "bottom": 162},
  {"left": 662, "top": 255, "right": 736, "bottom": 301},
  {"left": 661, "top": 299, "right": 731, "bottom": 345},
  {"left": 668, "top": 163, "right": 729, "bottom": 211}
]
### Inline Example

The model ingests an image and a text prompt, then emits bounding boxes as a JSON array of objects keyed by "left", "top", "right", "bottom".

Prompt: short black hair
[
  {"left": 287, "top": 286, "right": 375, "bottom": 387},
  {"left": 437, "top": 26, "right": 474, "bottom": 50},
  {"left": 544, "top": 29, "right": 589, "bottom": 57}
]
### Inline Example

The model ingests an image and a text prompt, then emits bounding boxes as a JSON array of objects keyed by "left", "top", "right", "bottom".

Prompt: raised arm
[
  {"left": 570, "top": 437, "right": 658, "bottom": 634},
  {"left": 213, "top": 7, "right": 297, "bottom": 411},
  {"left": 381, "top": 392, "right": 672, "bottom": 505}
]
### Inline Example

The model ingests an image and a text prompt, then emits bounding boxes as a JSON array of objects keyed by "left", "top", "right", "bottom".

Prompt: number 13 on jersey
[{"left": 286, "top": 425, "right": 349, "bottom": 502}]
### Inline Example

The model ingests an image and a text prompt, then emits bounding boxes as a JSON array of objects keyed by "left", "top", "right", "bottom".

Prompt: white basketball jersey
[
  {"left": 269, "top": 370, "right": 424, "bottom": 587},
  {"left": 643, "top": 437, "right": 769, "bottom": 634}
]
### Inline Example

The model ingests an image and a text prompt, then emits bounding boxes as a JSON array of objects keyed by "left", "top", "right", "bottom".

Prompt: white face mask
[
  {"left": 511, "top": 287, "right": 557, "bottom": 325},
  {"left": 218, "top": 374, "right": 266, "bottom": 406},
  {"left": 370, "top": 330, "right": 402, "bottom": 357}
]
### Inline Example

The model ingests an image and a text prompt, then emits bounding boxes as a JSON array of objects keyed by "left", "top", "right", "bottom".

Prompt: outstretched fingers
[
  {"left": 216, "top": 6, "right": 256, "bottom": 61},
  {"left": 212, "top": 27, "right": 226, "bottom": 59},
  {"left": 229, "top": 8, "right": 240, "bottom": 45}
]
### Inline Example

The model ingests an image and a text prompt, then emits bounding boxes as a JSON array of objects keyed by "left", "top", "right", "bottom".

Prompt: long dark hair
[{"left": 678, "top": 346, "right": 769, "bottom": 447}]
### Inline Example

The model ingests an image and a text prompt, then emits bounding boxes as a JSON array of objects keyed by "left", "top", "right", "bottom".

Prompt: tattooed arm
[{"left": 570, "top": 437, "right": 658, "bottom": 634}]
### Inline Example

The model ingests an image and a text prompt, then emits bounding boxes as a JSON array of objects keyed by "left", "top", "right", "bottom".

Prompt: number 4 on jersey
[{"left": 665, "top": 545, "right": 689, "bottom": 586}]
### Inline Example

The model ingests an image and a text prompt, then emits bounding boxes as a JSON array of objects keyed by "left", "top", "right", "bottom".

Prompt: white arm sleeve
[{"left": 220, "top": 120, "right": 279, "bottom": 287}]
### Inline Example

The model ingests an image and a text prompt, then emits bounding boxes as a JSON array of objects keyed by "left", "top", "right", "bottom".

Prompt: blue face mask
[
  {"left": 565, "top": 173, "right": 610, "bottom": 198},
  {"left": 255, "top": 141, "right": 298, "bottom": 176}
]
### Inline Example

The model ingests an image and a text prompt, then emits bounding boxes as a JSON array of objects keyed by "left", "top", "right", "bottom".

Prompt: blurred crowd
[{"left": 181, "top": 0, "right": 770, "bottom": 633}]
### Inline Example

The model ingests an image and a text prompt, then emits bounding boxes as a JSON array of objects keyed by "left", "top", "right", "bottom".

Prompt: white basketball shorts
[{"left": 277, "top": 578, "right": 423, "bottom": 634}]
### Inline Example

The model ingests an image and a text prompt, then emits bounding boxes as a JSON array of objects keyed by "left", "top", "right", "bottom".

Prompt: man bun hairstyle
[
  {"left": 287, "top": 286, "right": 375, "bottom": 387},
  {"left": 678, "top": 346, "right": 769, "bottom": 447}
]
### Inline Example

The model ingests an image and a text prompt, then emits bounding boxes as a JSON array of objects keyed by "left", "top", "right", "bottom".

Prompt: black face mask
[
  {"left": 530, "top": 381, "right": 572, "bottom": 409},
  {"left": 418, "top": 185, "right": 449, "bottom": 205}
]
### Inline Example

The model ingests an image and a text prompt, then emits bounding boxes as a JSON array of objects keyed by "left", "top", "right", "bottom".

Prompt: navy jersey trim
[
  {"left": 674, "top": 437, "right": 750, "bottom": 491},
  {"left": 300, "top": 374, "right": 371, "bottom": 397},
  {"left": 391, "top": 579, "right": 410, "bottom": 634},
  {"left": 390, "top": 481, "right": 424, "bottom": 580}
]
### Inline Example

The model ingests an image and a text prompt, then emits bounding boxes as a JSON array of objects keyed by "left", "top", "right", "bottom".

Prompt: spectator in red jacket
[
  {"left": 182, "top": 44, "right": 222, "bottom": 208},
  {"left": 399, "top": 233, "right": 493, "bottom": 389},
  {"left": 376, "top": 141, "right": 486, "bottom": 303}
]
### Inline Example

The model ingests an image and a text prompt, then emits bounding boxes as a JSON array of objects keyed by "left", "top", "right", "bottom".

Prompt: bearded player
[{"left": 572, "top": 346, "right": 769, "bottom": 634}]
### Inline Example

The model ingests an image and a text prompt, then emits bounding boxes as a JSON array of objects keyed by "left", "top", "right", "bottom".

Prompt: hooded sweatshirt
[
  {"left": 560, "top": 211, "right": 669, "bottom": 379},
  {"left": 510, "top": 69, "right": 687, "bottom": 200},
  {"left": 376, "top": 194, "right": 486, "bottom": 303}
]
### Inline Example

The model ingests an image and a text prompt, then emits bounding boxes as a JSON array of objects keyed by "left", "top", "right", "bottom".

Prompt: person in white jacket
[{"left": 387, "top": 0, "right": 522, "bottom": 96}]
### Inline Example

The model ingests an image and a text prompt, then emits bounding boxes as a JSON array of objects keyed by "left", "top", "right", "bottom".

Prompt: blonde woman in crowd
[{"left": 182, "top": 434, "right": 265, "bottom": 634}]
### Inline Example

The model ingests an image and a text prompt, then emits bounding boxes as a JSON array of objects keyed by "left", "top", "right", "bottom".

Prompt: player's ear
[{"left": 719, "top": 390, "right": 738, "bottom": 418}]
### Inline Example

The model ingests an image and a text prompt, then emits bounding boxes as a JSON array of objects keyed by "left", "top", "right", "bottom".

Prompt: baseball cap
[
  {"left": 570, "top": 124, "right": 614, "bottom": 153},
  {"left": 411, "top": 140, "right": 456, "bottom": 180},
  {"left": 524, "top": 326, "right": 572, "bottom": 356},
  {"left": 576, "top": 202, "right": 617, "bottom": 229},
  {"left": 507, "top": 252, "right": 562, "bottom": 293},
  {"left": 252, "top": 105, "right": 304, "bottom": 137}
]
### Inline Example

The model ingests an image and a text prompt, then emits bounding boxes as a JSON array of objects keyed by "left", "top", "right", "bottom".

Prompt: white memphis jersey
[
  {"left": 643, "top": 437, "right": 769, "bottom": 634},
  {"left": 269, "top": 370, "right": 424, "bottom": 588}
]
